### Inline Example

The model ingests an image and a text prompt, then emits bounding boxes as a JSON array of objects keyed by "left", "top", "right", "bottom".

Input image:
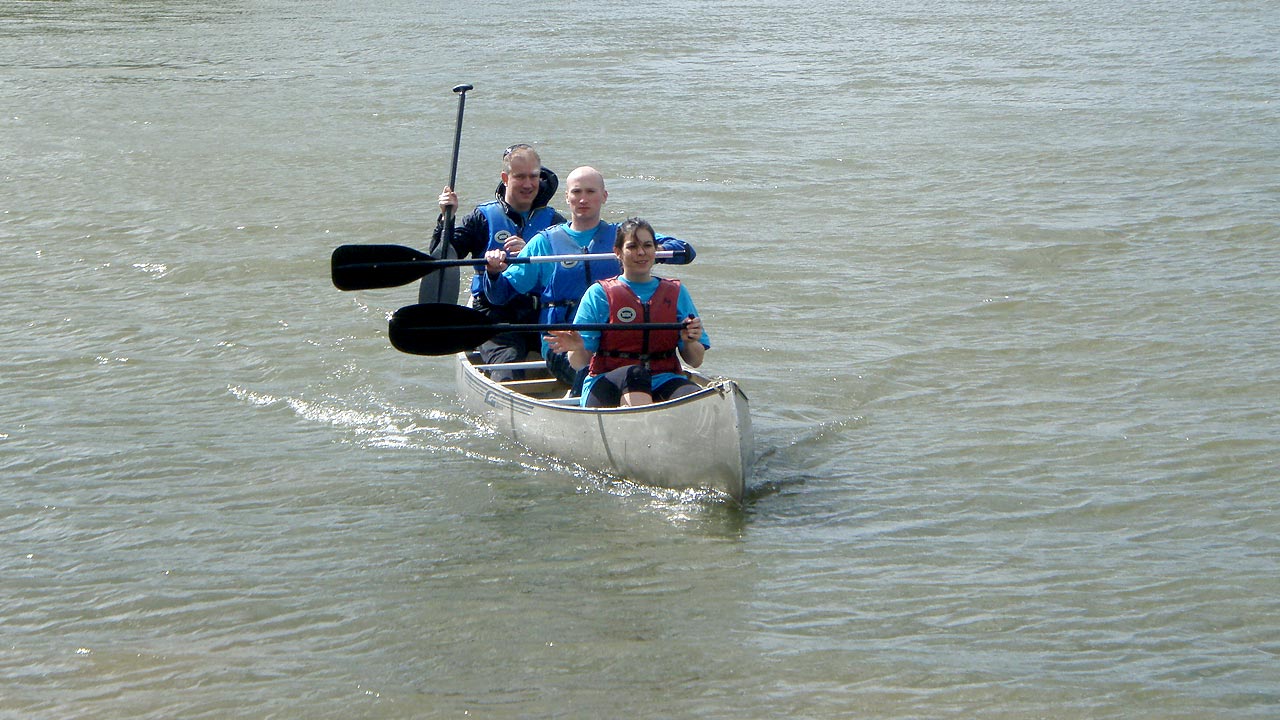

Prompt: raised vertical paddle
[{"left": 418, "top": 83, "right": 472, "bottom": 305}]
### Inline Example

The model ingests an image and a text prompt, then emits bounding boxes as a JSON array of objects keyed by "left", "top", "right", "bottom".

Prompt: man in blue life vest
[
  {"left": 480, "top": 166, "right": 696, "bottom": 390},
  {"left": 423, "top": 144, "right": 567, "bottom": 381}
]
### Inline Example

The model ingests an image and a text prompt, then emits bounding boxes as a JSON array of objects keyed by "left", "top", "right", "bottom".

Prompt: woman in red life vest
[{"left": 545, "top": 217, "right": 709, "bottom": 408}]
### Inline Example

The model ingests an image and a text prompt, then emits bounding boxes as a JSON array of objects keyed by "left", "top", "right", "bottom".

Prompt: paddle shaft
[
  {"left": 398, "top": 321, "right": 689, "bottom": 334},
  {"left": 443, "top": 84, "right": 471, "bottom": 238},
  {"left": 334, "top": 242, "right": 687, "bottom": 291},
  {"left": 344, "top": 250, "right": 677, "bottom": 273},
  {"left": 415, "top": 84, "right": 471, "bottom": 303}
]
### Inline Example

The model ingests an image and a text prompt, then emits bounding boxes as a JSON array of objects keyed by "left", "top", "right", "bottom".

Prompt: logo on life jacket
[
  {"left": 616, "top": 307, "right": 637, "bottom": 323},
  {"left": 494, "top": 230, "right": 512, "bottom": 243}
]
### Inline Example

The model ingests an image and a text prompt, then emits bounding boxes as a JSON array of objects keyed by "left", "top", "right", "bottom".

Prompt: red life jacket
[{"left": 588, "top": 277, "right": 684, "bottom": 376}]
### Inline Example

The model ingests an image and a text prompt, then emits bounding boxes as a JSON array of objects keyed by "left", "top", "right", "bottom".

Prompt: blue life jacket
[
  {"left": 540, "top": 223, "right": 621, "bottom": 325},
  {"left": 471, "top": 202, "right": 560, "bottom": 297}
]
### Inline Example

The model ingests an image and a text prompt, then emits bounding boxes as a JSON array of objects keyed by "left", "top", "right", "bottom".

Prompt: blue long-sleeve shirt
[{"left": 483, "top": 221, "right": 694, "bottom": 306}]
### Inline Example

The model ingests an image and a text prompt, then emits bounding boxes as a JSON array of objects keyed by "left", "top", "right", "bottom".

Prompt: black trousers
[{"left": 584, "top": 365, "right": 699, "bottom": 408}]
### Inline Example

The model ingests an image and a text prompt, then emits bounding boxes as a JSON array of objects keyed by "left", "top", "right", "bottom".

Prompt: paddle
[
  {"left": 389, "top": 303, "right": 690, "bottom": 356},
  {"left": 331, "top": 243, "right": 683, "bottom": 291},
  {"left": 418, "top": 83, "right": 473, "bottom": 305}
]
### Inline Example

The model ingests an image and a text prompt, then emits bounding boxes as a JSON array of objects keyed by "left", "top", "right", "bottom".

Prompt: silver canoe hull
[{"left": 455, "top": 353, "right": 753, "bottom": 502}]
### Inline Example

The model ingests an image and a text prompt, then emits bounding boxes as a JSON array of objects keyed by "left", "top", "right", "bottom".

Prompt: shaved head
[{"left": 566, "top": 166, "right": 605, "bottom": 190}]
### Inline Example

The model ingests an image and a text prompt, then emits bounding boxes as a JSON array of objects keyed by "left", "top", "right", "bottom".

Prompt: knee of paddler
[{"left": 621, "top": 365, "right": 652, "bottom": 394}]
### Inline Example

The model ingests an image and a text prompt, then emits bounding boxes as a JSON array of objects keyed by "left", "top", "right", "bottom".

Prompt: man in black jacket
[{"left": 421, "top": 144, "right": 567, "bottom": 380}]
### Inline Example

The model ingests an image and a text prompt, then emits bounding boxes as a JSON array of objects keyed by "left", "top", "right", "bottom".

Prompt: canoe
[{"left": 454, "top": 351, "right": 753, "bottom": 502}]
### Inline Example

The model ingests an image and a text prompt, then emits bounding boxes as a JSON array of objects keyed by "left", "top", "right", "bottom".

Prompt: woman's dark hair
[{"left": 615, "top": 217, "right": 656, "bottom": 251}]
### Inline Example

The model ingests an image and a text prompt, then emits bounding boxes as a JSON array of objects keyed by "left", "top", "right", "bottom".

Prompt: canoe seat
[
  {"left": 540, "top": 396, "right": 582, "bottom": 406},
  {"left": 499, "top": 378, "right": 564, "bottom": 395}
]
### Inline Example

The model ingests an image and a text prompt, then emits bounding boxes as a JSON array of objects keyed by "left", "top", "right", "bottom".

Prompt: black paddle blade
[
  {"left": 388, "top": 303, "right": 497, "bottom": 356},
  {"left": 417, "top": 237, "right": 461, "bottom": 305},
  {"left": 331, "top": 244, "right": 434, "bottom": 291}
]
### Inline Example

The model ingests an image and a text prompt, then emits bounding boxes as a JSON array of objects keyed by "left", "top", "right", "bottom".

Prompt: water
[{"left": 3, "top": 0, "right": 1278, "bottom": 717}]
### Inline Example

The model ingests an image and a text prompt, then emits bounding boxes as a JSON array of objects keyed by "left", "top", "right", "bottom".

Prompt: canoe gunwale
[{"left": 507, "top": 375, "right": 747, "bottom": 415}]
